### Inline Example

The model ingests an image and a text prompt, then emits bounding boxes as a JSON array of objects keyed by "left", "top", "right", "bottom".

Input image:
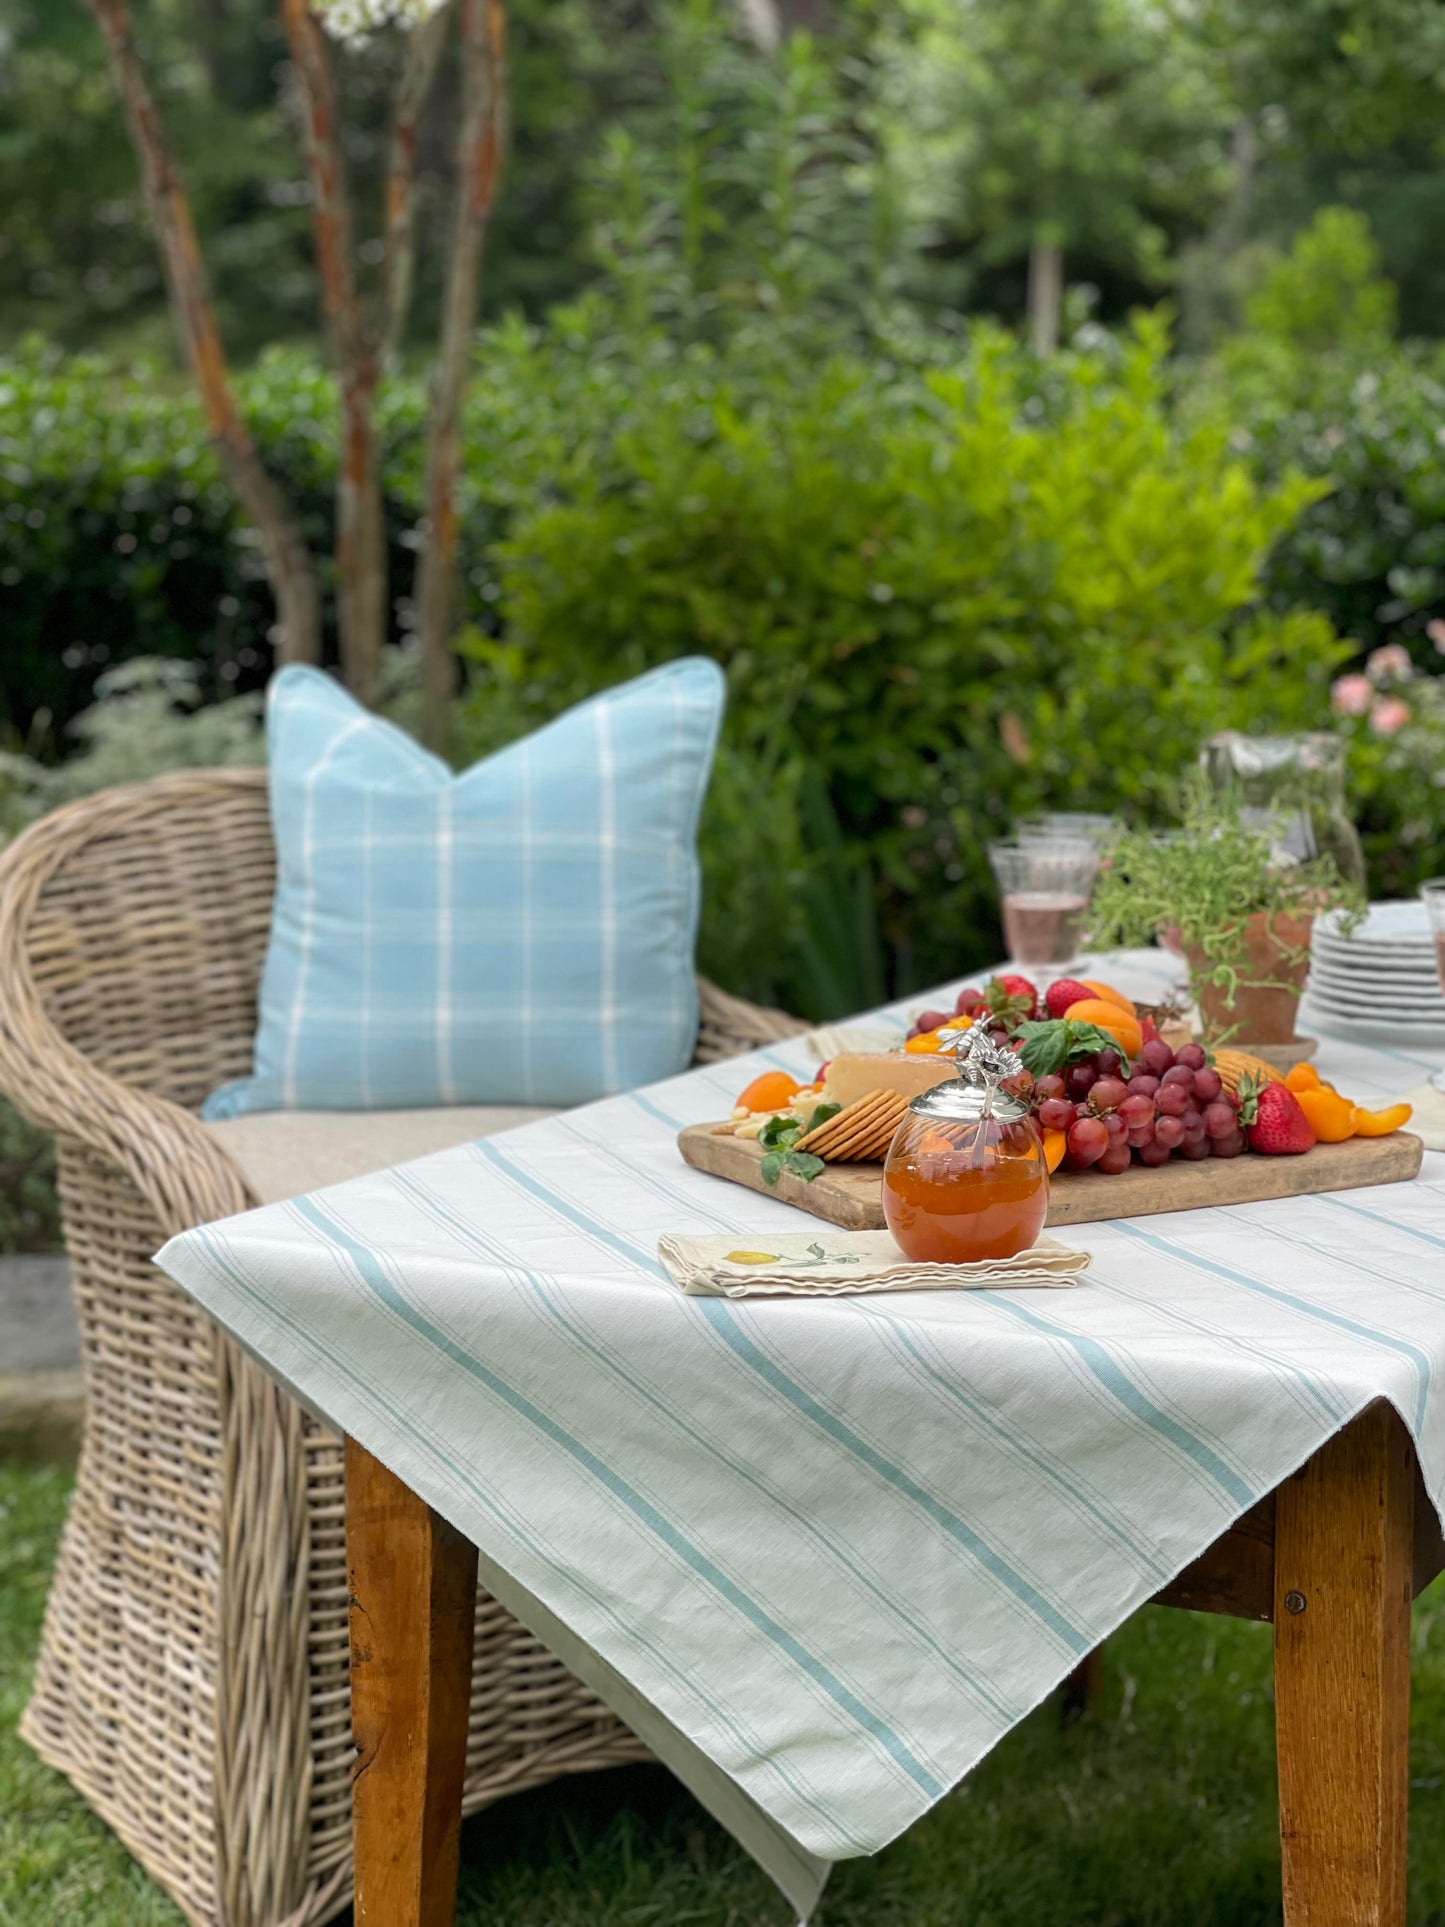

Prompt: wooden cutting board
[{"left": 677, "top": 1123, "right": 1424, "bottom": 1231}]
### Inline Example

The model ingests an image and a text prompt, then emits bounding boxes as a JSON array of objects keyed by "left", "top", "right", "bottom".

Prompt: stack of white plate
[{"left": 1301, "top": 901, "right": 1445, "bottom": 1049}]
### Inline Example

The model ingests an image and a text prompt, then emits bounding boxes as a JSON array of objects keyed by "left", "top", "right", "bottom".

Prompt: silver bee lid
[{"left": 909, "top": 1023, "right": 1030, "bottom": 1123}]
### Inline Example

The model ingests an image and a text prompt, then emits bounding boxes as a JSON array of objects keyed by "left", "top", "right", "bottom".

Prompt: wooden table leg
[
  {"left": 1275, "top": 1403, "right": 1414, "bottom": 1927},
  {"left": 347, "top": 1437, "right": 478, "bottom": 1927}
]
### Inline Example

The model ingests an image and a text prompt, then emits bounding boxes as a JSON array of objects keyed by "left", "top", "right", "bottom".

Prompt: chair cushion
[
  {"left": 205, "top": 1106, "right": 557, "bottom": 1206},
  {"left": 201, "top": 658, "right": 725, "bottom": 1117}
]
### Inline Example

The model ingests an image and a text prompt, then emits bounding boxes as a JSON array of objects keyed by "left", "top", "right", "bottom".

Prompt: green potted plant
[{"left": 1088, "top": 783, "right": 1364, "bottom": 1045}]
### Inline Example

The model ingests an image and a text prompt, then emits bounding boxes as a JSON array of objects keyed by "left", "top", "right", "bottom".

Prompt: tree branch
[
  {"left": 279, "top": 0, "right": 388, "bottom": 706},
  {"left": 381, "top": 1, "right": 453, "bottom": 363},
  {"left": 414, "top": 0, "right": 507, "bottom": 753},
  {"left": 87, "top": 0, "right": 322, "bottom": 668}
]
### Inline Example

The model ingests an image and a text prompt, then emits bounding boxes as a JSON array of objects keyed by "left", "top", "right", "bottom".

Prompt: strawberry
[
  {"left": 1044, "top": 977, "right": 1093, "bottom": 1021},
  {"left": 1236, "top": 1073, "right": 1316, "bottom": 1155},
  {"left": 987, "top": 974, "right": 1038, "bottom": 1023}
]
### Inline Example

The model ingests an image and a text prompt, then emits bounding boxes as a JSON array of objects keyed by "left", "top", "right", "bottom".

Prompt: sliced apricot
[
  {"left": 1042, "top": 1127, "right": 1067, "bottom": 1173},
  {"left": 1350, "top": 1102, "right": 1413, "bottom": 1137},
  {"left": 1284, "top": 1063, "right": 1321, "bottom": 1093},
  {"left": 1080, "top": 980, "right": 1136, "bottom": 1017},
  {"left": 1295, "top": 1087, "right": 1356, "bottom": 1143},
  {"left": 735, "top": 1070, "right": 801, "bottom": 1113},
  {"left": 904, "top": 1030, "right": 944, "bottom": 1054},
  {"left": 1063, "top": 998, "right": 1144, "bottom": 1060}
]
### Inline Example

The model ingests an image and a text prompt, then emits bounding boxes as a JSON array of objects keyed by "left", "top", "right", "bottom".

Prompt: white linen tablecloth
[{"left": 156, "top": 952, "right": 1445, "bottom": 1923}]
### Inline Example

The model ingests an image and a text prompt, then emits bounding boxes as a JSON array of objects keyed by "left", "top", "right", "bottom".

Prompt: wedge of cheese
[{"left": 821, "top": 1051, "right": 955, "bottom": 1110}]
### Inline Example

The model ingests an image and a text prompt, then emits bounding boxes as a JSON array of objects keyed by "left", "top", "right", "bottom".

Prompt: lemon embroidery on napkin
[{"left": 722, "top": 1243, "right": 862, "bottom": 1269}]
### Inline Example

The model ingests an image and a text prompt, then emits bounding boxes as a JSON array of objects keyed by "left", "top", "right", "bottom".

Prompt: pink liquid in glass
[{"left": 1002, "top": 892, "right": 1088, "bottom": 965}]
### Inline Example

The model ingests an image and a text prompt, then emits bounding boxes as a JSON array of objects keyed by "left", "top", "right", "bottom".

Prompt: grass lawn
[{"left": 9, "top": 1452, "right": 1445, "bottom": 1925}]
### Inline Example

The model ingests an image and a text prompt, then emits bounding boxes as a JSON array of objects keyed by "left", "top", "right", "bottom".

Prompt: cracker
[{"left": 797, "top": 1088, "right": 908, "bottom": 1163}]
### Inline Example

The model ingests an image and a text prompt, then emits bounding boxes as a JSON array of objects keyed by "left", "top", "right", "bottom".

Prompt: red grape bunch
[{"left": 1033, "top": 1038, "right": 1246, "bottom": 1174}]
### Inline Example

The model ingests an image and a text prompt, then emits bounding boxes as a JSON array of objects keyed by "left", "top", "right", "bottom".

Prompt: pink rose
[
  {"left": 1428, "top": 618, "right": 1445, "bottom": 655},
  {"left": 1331, "top": 673, "right": 1372, "bottom": 716},
  {"left": 1369, "top": 697, "right": 1412, "bottom": 735},
  {"left": 1366, "top": 642, "right": 1413, "bottom": 684}
]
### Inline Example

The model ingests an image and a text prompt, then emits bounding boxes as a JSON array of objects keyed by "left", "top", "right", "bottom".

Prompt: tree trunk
[
  {"left": 414, "top": 0, "right": 507, "bottom": 755},
  {"left": 88, "top": 0, "right": 322, "bottom": 668},
  {"left": 1027, "top": 237, "right": 1063, "bottom": 357},
  {"left": 279, "top": 0, "right": 388, "bottom": 708},
  {"left": 381, "top": 2, "right": 453, "bottom": 363},
  {"left": 735, "top": 0, "right": 780, "bottom": 50},
  {"left": 735, "top": 0, "right": 828, "bottom": 47}
]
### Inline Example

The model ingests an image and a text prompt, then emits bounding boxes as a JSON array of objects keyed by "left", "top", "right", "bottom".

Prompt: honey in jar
[{"left": 882, "top": 1027, "right": 1047, "bottom": 1264}]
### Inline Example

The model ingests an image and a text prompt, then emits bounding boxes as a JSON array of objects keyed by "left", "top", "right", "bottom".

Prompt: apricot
[
  {"left": 1080, "top": 980, "right": 1136, "bottom": 1017},
  {"left": 1295, "top": 1087, "right": 1355, "bottom": 1143},
  {"left": 1062, "top": 998, "right": 1144, "bottom": 1060},
  {"left": 1351, "top": 1102, "right": 1413, "bottom": 1137},
  {"left": 735, "top": 1070, "right": 801, "bottom": 1113}
]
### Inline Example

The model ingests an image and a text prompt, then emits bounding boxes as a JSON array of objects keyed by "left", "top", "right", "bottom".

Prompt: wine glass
[
  {"left": 1014, "top": 812, "right": 1121, "bottom": 850},
  {"left": 987, "top": 838, "right": 1099, "bottom": 969},
  {"left": 1421, "top": 879, "right": 1445, "bottom": 1094}
]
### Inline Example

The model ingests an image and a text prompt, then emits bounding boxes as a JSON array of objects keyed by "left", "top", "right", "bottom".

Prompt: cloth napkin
[
  {"left": 657, "top": 1229, "right": 1090, "bottom": 1298},
  {"left": 1395, "top": 1083, "right": 1445, "bottom": 1152}
]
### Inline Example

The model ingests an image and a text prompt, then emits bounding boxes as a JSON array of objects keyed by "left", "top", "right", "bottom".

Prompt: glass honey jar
[{"left": 882, "top": 1026, "right": 1048, "bottom": 1264}]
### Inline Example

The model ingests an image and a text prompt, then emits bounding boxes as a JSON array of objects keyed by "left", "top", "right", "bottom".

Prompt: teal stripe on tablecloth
[
  {"left": 386, "top": 1164, "right": 1015, "bottom": 1725},
  {"left": 189, "top": 1220, "right": 842, "bottom": 1874},
  {"left": 854, "top": 1304, "right": 1175, "bottom": 1585},
  {"left": 288, "top": 1191, "right": 944, "bottom": 1805},
  {"left": 1113, "top": 1218, "right": 1433, "bottom": 1433},
  {"left": 628, "top": 1088, "right": 687, "bottom": 1132},
  {"left": 1084, "top": 1263, "right": 1347, "bottom": 1430},
  {"left": 472, "top": 1138, "right": 671, "bottom": 1278},
  {"left": 977, "top": 1292, "right": 1259, "bottom": 1511},
  {"left": 698, "top": 1299, "right": 1091, "bottom": 1657},
  {"left": 1321, "top": 1190, "right": 1445, "bottom": 1253},
  {"left": 1214, "top": 1205, "right": 1445, "bottom": 1320},
  {"left": 468, "top": 1141, "right": 1092, "bottom": 1657},
  {"left": 556, "top": 1118, "right": 745, "bottom": 1234}
]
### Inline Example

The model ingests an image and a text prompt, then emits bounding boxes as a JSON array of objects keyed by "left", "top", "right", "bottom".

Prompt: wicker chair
[{"left": 0, "top": 767, "right": 808, "bottom": 1927}]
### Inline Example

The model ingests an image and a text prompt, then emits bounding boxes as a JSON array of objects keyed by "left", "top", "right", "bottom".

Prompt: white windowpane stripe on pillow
[{"left": 203, "top": 659, "right": 725, "bottom": 1117}]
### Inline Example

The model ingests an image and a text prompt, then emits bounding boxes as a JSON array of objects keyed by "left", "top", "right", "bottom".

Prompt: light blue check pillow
[{"left": 203, "top": 658, "right": 725, "bottom": 1116}]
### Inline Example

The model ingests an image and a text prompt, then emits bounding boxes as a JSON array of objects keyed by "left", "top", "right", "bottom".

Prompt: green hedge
[
  {"left": 7, "top": 311, "right": 1442, "bottom": 1015},
  {"left": 458, "top": 314, "right": 1347, "bottom": 1009}
]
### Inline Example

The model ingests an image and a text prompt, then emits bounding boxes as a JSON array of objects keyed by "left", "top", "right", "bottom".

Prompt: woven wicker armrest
[{"left": 0, "top": 787, "right": 256, "bottom": 1238}]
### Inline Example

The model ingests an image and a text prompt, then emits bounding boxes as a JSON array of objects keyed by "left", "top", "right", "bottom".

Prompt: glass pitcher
[{"left": 1200, "top": 732, "right": 1367, "bottom": 891}]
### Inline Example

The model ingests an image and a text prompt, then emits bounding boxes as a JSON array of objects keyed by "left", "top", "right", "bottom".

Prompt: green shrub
[
  {"left": 0, "top": 340, "right": 440, "bottom": 751},
  {"left": 1330, "top": 646, "right": 1445, "bottom": 900},
  {"left": 1197, "top": 209, "right": 1445, "bottom": 661},
  {"left": 5, "top": 310, "right": 1421, "bottom": 1019},
  {"left": 459, "top": 312, "right": 1345, "bottom": 1012}
]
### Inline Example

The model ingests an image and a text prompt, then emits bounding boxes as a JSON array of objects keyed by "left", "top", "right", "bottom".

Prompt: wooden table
[{"left": 344, "top": 1399, "right": 1445, "bottom": 1927}]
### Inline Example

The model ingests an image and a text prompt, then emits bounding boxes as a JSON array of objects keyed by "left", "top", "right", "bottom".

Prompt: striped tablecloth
[{"left": 157, "top": 951, "right": 1445, "bottom": 1923}]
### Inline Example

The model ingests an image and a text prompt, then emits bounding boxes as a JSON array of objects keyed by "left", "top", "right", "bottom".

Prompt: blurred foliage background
[{"left": 1, "top": 0, "right": 1444, "bottom": 1045}]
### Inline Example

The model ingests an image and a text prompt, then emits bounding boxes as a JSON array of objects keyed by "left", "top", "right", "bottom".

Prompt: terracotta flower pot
[{"left": 1185, "top": 910, "right": 1313, "bottom": 1046}]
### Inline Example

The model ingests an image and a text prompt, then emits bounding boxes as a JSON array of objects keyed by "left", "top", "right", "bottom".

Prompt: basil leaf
[
  {"left": 758, "top": 1115, "right": 802, "bottom": 1149},
  {"left": 1013, "top": 1017, "right": 1132, "bottom": 1077},
  {"left": 807, "top": 1102, "right": 841, "bottom": 1130},
  {"left": 759, "top": 1150, "right": 785, "bottom": 1186},
  {"left": 784, "top": 1150, "right": 826, "bottom": 1182},
  {"left": 1012, "top": 1019, "right": 1073, "bottom": 1077},
  {"left": 1067, "top": 1022, "right": 1132, "bottom": 1062}
]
